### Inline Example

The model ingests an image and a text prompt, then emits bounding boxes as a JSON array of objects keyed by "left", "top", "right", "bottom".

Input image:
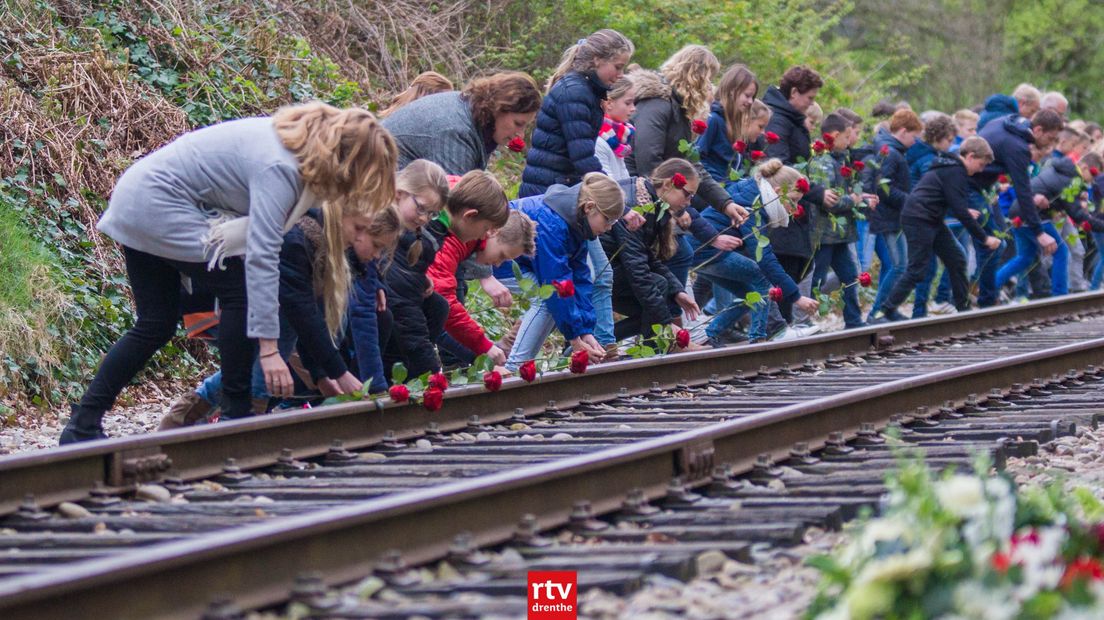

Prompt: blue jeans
[
  {"left": 855, "top": 220, "right": 875, "bottom": 270},
  {"left": 197, "top": 315, "right": 299, "bottom": 407},
  {"left": 813, "top": 243, "right": 863, "bottom": 328},
  {"left": 504, "top": 292, "right": 557, "bottom": 372},
  {"left": 587, "top": 238, "right": 615, "bottom": 346},
  {"left": 1092, "top": 232, "right": 1104, "bottom": 289},
  {"left": 696, "top": 251, "right": 770, "bottom": 341},
  {"left": 868, "top": 232, "right": 907, "bottom": 321},
  {"left": 996, "top": 221, "right": 1068, "bottom": 296}
]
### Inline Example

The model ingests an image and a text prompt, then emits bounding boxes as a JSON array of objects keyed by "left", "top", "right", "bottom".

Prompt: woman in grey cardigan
[
  {"left": 60, "top": 103, "right": 397, "bottom": 444},
  {"left": 382, "top": 71, "right": 542, "bottom": 175}
]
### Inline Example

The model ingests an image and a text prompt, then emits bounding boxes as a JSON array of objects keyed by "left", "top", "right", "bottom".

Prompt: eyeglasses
[
  {"left": 675, "top": 186, "right": 695, "bottom": 200},
  {"left": 411, "top": 195, "right": 440, "bottom": 219}
]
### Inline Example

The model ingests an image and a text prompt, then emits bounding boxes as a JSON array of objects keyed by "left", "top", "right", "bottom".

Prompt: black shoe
[{"left": 59, "top": 424, "right": 107, "bottom": 445}]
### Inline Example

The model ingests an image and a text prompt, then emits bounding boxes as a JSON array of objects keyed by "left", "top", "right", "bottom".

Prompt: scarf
[
  {"left": 599, "top": 117, "right": 635, "bottom": 159},
  {"left": 203, "top": 187, "right": 317, "bottom": 270},
  {"left": 757, "top": 177, "right": 789, "bottom": 229}
]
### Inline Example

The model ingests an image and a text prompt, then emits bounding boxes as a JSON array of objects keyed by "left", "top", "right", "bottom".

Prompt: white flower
[
  {"left": 950, "top": 582, "right": 1019, "bottom": 620},
  {"left": 936, "top": 475, "right": 986, "bottom": 519},
  {"left": 855, "top": 547, "right": 933, "bottom": 583}
]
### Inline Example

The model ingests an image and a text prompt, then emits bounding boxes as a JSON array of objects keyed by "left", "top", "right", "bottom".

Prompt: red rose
[
  {"left": 812, "top": 140, "right": 828, "bottom": 154},
  {"left": 732, "top": 140, "right": 747, "bottom": 153},
  {"left": 1011, "top": 216, "right": 1023, "bottom": 228},
  {"left": 428, "top": 372, "right": 449, "bottom": 391},
  {"left": 750, "top": 150, "right": 765, "bottom": 161},
  {"left": 991, "top": 552, "right": 1012, "bottom": 574},
  {"left": 388, "top": 384, "right": 410, "bottom": 403},
  {"left": 795, "top": 178, "right": 810, "bottom": 194},
  {"left": 483, "top": 370, "right": 502, "bottom": 392},
  {"left": 852, "top": 160, "right": 865, "bottom": 171},
  {"left": 1082, "top": 220, "right": 1093, "bottom": 233},
  {"left": 998, "top": 174, "right": 1009, "bottom": 184},
  {"left": 794, "top": 204, "right": 806, "bottom": 219},
  {"left": 507, "top": 136, "right": 526, "bottom": 153},
  {"left": 822, "top": 132, "right": 835, "bottom": 148},
  {"left": 671, "top": 172, "right": 688, "bottom": 189},
  {"left": 768, "top": 286, "right": 783, "bottom": 302},
  {"left": 569, "top": 350, "right": 588, "bottom": 374},
  {"left": 1092, "top": 167, "right": 1102, "bottom": 177},
  {"left": 675, "top": 329, "right": 690, "bottom": 348},
  {"left": 765, "top": 131, "right": 780, "bottom": 144},
  {"left": 879, "top": 144, "right": 890, "bottom": 156},
  {"left": 858, "top": 272, "right": 872, "bottom": 287},
  {"left": 519, "top": 360, "right": 537, "bottom": 383},
  {"left": 422, "top": 387, "right": 444, "bottom": 411},
  {"left": 691, "top": 119, "right": 707, "bottom": 134},
  {"left": 840, "top": 165, "right": 854, "bottom": 178},
  {"left": 552, "top": 279, "right": 575, "bottom": 297}
]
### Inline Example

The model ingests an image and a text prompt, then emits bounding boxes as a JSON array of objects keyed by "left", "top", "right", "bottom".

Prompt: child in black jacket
[{"left": 871, "top": 137, "right": 1002, "bottom": 321}]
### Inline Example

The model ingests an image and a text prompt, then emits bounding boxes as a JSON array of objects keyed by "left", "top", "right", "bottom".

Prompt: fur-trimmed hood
[{"left": 631, "top": 70, "right": 671, "bottom": 102}]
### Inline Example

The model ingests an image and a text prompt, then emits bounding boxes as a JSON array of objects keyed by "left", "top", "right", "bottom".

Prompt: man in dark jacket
[
  {"left": 872, "top": 138, "right": 1002, "bottom": 321},
  {"left": 520, "top": 71, "right": 609, "bottom": 198},
  {"left": 973, "top": 109, "right": 1063, "bottom": 305},
  {"left": 762, "top": 66, "right": 837, "bottom": 275}
]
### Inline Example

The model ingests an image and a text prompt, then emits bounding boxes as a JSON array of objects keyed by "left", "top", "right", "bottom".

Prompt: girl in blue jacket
[{"left": 505, "top": 173, "right": 626, "bottom": 370}]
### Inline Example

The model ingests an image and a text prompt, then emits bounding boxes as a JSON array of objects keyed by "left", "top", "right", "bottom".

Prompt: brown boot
[
  {"left": 497, "top": 320, "right": 522, "bottom": 357},
  {"left": 158, "top": 391, "right": 212, "bottom": 431},
  {"left": 601, "top": 342, "right": 621, "bottom": 362}
]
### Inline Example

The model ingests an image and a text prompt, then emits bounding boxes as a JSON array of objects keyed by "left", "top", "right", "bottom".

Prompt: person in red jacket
[{"left": 427, "top": 210, "right": 536, "bottom": 368}]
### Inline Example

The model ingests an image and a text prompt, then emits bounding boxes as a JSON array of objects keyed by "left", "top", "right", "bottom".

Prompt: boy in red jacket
[{"left": 427, "top": 210, "right": 536, "bottom": 368}]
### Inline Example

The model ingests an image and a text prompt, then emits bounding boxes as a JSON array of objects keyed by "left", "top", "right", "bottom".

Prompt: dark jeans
[
  {"left": 812, "top": 243, "right": 863, "bottom": 328},
  {"left": 882, "top": 219, "right": 971, "bottom": 313},
  {"left": 970, "top": 194, "right": 1002, "bottom": 307},
  {"left": 63, "top": 246, "right": 253, "bottom": 443},
  {"left": 612, "top": 274, "right": 682, "bottom": 342},
  {"left": 665, "top": 234, "right": 694, "bottom": 287}
]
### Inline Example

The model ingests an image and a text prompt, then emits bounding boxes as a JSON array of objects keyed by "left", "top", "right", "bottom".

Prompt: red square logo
[{"left": 527, "top": 570, "right": 577, "bottom": 619}]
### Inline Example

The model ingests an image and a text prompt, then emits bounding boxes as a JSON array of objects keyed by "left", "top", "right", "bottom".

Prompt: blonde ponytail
[
  {"left": 546, "top": 29, "right": 635, "bottom": 92},
  {"left": 320, "top": 200, "right": 352, "bottom": 342}
]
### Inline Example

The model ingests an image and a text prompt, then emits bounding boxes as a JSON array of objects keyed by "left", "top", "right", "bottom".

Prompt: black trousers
[
  {"left": 382, "top": 292, "right": 449, "bottom": 379},
  {"left": 612, "top": 273, "right": 681, "bottom": 342},
  {"left": 67, "top": 246, "right": 253, "bottom": 439},
  {"left": 883, "top": 219, "right": 971, "bottom": 312}
]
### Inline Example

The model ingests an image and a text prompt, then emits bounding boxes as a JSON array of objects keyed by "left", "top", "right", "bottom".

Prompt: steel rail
[
  {"left": 1, "top": 290, "right": 1101, "bottom": 517},
  {"left": 1, "top": 335, "right": 1101, "bottom": 620}
]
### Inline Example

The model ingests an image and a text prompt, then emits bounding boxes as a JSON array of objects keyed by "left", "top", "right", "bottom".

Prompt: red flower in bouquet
[
  {"left": 840, "top": 165, "right": 854, "bottom": 178},
  {"left": 852, "top": 160, "right": 865, "bottom": 171},
  {"left": 750, "top": 150, "right": 765, "bottom": 161}
]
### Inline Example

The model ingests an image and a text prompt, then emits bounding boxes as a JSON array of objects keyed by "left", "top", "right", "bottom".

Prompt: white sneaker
[
  {"left": 771, "top": 324, "right": 821, "bottom": 341},
  {"left": 929, "top": 301, "right": 956, "bottom": 315}
]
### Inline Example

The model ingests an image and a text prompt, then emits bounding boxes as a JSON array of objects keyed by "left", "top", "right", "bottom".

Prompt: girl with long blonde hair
[{"left": 65, "top": 102, "right": 396, "bottom": 444}]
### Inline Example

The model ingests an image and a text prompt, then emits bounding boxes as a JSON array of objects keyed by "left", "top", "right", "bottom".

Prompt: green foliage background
[{"left": 0, "top": 0, "right": 1097, "bottom": 410}]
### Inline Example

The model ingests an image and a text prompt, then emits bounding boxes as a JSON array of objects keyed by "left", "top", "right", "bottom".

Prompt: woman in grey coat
[{"left": 60, "top": 103, "right": 397, "bottom": 444}]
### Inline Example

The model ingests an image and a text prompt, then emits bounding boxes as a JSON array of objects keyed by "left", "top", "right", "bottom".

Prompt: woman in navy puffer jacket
[{"left": 519, "top": 29, "right": 634, "bottom": 198}]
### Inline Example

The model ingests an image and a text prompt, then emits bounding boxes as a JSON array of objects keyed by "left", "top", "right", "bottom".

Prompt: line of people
[{"left": 57, "top": 31, "right": 1104, "bottom": 443}]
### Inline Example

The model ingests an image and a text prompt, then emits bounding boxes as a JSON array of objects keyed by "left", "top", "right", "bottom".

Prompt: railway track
[{"left": 0, "top": 292, "right": 1103, "bottom": 618}]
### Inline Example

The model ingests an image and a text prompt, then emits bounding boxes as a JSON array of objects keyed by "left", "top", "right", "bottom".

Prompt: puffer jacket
[
  {"left": 519, "top": 71, "right": 609, "bottom": 197},
  {"left": 378, "top": 217, "right": 450, "bottom": 377},
  {"left": 862, "top": 128, "right": 911, "bottom": 235},
  {"left": 625, "top": 71, "right": 732, "bottom": 214},
  {"left": 762, "top": 85, "right": 821, "bottom": 258},
  {"left": 698, "top": 101, "right": 745, "bottom": 186},
  {"left": 512, "top": 184, "right": 597, "bottom": 339},
  {"left": 599, "top": 178, "right": 684, "bottom": 327}
]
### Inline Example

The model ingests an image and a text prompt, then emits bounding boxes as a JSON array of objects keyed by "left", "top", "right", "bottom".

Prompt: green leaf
[
  {"left": 744, "top": 291, "right": 763, "bottom": 307},
  {"left": 537, "top": 284, "right": 554, "bottom": 299},
  {"left": 518, "top": 277, "right": 534, "bottom": 292},
  {"left": 391, "top": 362, "right": 408, "bottom": 384},
  {"left": 512, "top": 261, "right": 523, "bottom": 281},
  {"left": 651, "top": 323, "right": 664, "bottom": 336}
]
